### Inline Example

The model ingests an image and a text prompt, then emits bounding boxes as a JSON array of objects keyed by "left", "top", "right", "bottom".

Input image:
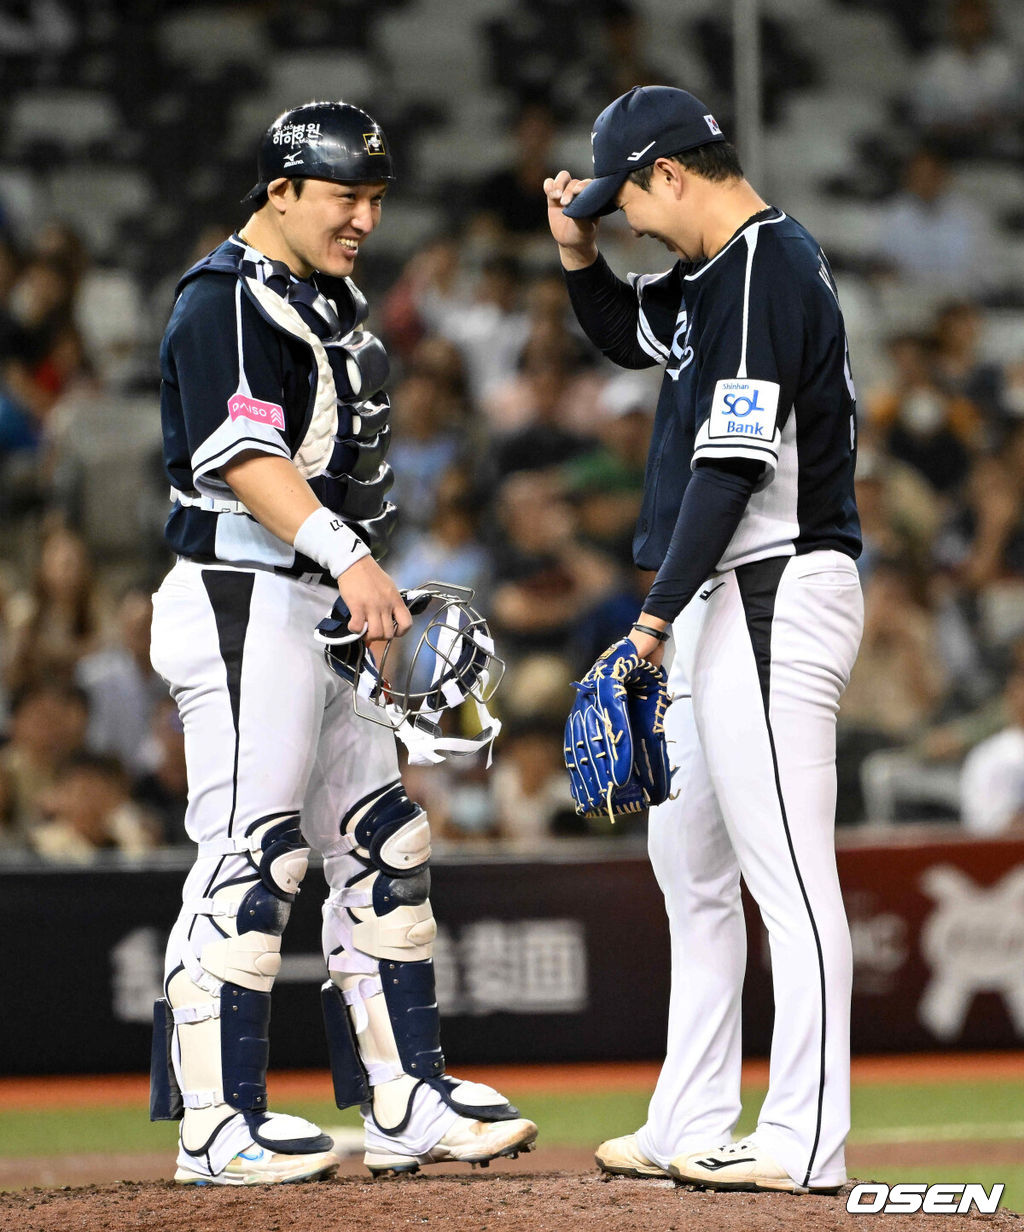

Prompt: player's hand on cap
[
  {"left": 544, "top": 171, "right": 599, "bottom": 262},
  {"left": 337, "top": 555, "right": 412, "bottom": 643}
]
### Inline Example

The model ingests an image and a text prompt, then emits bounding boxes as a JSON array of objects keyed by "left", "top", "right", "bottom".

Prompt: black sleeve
[
  {"left": 563, "top": 254, "right": 656, "bottom": 370},
  {"left": 641, "top": 459, "right": 761, "bottom": 622}
]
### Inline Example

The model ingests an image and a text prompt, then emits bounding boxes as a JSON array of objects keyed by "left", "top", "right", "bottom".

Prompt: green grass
[{"left": 2, "top": 1078, "right": 1021, "bottom": 1212}]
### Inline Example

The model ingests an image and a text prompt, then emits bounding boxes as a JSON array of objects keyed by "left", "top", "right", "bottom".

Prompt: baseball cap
[{"left": 563, "top": 85, "right": 726, "bottom": 220}]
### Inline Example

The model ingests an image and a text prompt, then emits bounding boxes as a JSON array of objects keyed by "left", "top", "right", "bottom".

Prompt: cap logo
[
  {"left": 625, "top": 139, "right": 656, "bottom": 163},
  {"left": 363, "top": 131, "right": 386, "bottom": 155},
  {"left": 282, "top": 149, "right": 304, "bottom": 169},
  {"left": 704, "top": 114, "right": 722, "bottom": 135}
]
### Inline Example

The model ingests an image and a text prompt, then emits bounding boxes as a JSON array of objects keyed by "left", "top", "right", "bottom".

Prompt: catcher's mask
[{"left": 314, "top": 582, "right": 504, "bottom": 765}]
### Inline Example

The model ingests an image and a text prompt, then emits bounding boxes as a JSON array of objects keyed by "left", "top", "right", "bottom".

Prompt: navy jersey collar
[{"left": 683, "top": 207, "right": 785, "bottom": 281}]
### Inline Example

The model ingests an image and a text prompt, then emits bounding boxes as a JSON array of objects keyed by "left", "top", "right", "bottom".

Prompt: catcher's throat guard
[{"left": 315, "top": 582, "right": 503, "bottom": 765}]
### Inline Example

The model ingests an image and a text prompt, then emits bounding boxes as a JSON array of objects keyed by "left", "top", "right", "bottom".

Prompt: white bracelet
[{"left": 293, "top": 506, "right": 370, "bottom": 577}]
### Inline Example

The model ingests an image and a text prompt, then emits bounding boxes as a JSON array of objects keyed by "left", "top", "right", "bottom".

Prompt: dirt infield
[
  {"left": 2, "top": 1059, "right": 1021, "bottom": 1230},
  {"left": 2, "top": 1164, "right": 1021, "bottom": 1232}
]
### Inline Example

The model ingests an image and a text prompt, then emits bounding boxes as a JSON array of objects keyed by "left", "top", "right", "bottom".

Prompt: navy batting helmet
[{"left": 242, "top": 100, "right": 395, "bottom": 206}]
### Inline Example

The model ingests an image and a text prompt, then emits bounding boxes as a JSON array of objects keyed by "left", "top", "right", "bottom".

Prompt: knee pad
[
  {"left": 342, "top": 781, "right": 431, "bottom": 878},
  {"left": 193, "top": 812, "right": 310, "bottom": 993},
  {"left": 336, "top": 783, "right": 436, "bottom": 965}
]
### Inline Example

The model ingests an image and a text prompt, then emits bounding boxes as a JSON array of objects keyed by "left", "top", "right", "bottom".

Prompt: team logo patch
[
  {"left": 228, "top": 393, "right": 285, "bottom": 431},
  {"left": 704, "top": 113, "right": 721, "bottom": 135},
  {"left": 708, "top": 378, "right": 779, "bottom": 439},
  {"left": 363, "top": 131, "right": 386, "bottom": 155}
]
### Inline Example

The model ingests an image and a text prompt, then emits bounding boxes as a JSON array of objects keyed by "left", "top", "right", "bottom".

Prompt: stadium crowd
[{"left": 1, "top": 0, "right": 1023, "bottom": 858}]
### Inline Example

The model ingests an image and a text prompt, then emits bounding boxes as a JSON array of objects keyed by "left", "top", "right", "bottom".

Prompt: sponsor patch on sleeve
[
  {"left": 228, "top": 393, "right": 286, "bottom": 431},
  {"left": 707, "top": 378, "right": 779, "bottom": 441}
]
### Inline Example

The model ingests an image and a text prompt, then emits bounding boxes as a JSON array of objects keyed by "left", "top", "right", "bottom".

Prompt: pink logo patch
[{"left": 228, "top": 394, "right": 285, "bottom": 430}]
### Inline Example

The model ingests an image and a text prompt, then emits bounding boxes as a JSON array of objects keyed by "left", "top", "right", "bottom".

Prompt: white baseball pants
[{"left": 636, "top": 549, "right": 863, "bottom": 1191}]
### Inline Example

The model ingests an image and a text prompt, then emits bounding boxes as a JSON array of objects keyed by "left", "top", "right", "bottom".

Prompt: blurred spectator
[
  {"left": 432, "top": 255, "right": 531, "bottom": 408},
  {"left": 29, "top": 751, "right": 159, "bottom": 862},
  {"left": 866, "top": 331, "right": 980, "bottom": 496},
  {"left": 837, "top": 557, "right": 947, "bottom": 823},
  {"left": 491, "top": 719, "right": 581, "bottom": 845},
  {"left": 560, "top": 370, "right": 655, "bottom": 559},
  {"left": 485, "top": 338, "right": 597, "bottom": 476},
  {"left": 6, "top": 252, "right": 89, "bottom": 415},
  {"left": 692, "top": 8, "right": 815, "bottom": 125},
  {"left": 3, "top": 521, "right": 111, "bottom": 694},
  {"left": 131, "top": 695, "right": 188, "bottom": 846},
  {"left": 574, "top": 1, "right": 675, "bottom": 116},
  {"left": 861, "top": 635, "right": 1024, "bottom": 824},
  {"left": 933, "top": 445, "right": 1024, "bottom": 651},
  {"left": 389, "top": 465, "right": 492, "bottom": 596},
  {"left": 379, "top": 234, "right": 469, "bottom": 361},
  {"left": 959, "top": 659, "right": 1024, "bottom": 834},
  {"left": 909, "top": 0, "right": 1022, "bottom": 159},
  {"left": 853, "top": 441, "right": 942, "bottom": 583},
  {"left": 931, "top": 299, "right": 1014, "bottom": 441},
  {"left": 469, "top": 101, "right": 557, "bottom": 247},
  {"left": 0, "top": 680, "right": 88, "bottom": 846},
  {"left": 872, "top": 146, "right": 1000, "bottom": 296},
  {"left": 75, "top": 586, "right": 164, "bottom": 776},
  {"left": 482, "top": 0, "right": 586, "bottom": 115},
  {"left": 0, "top": 0, "right": 77, "bottom": 89},
  {"left": 387, "top": 369, "right": 467, "bottom": 541},
  {"left": 489, "top": 470, "right": 622, "bottom": 662}
]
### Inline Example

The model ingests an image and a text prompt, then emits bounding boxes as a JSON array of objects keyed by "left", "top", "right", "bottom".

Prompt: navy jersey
[
  {"left": 160, "top": 236, "right": 394, "bottom": 579},
  {"left": 626, "top": 209, "right": 860, "bottom": 572}
]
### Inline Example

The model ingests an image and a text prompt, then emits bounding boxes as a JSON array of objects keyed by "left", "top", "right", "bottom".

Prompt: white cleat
[
  {"left": 595, "top": 1133, "right": 671, "bottom": 1179},
  {"left": 174, "top": 1143, "right": 339, "bottom": 1186},
  {"left": 365, "top": 1116, "right": 538, "bottom": 1177},
  {"left": 669, "top": 1136, "right": 838, "bottom": 1194}
]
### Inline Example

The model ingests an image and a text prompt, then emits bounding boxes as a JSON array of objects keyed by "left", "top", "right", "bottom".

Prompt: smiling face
[
  {"left": 262, "top": 177, "right": 388, "bottom": 278},
  {"left": 615, "top": 167, "right": 701, "bottom": 261}
]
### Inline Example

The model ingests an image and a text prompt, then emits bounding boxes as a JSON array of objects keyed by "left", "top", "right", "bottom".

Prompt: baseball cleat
[
  {"left": 595, "top": 1133, "right": 671, "bottom": 1179},
  {"left": 174, "top": 1144, "right": 340, "bottom": 1186},
  {"left": 669, "top": 1136, "right": 839, "bottom": 1194},
  {"left": 365, "top": 1116, "right": 538, "bottom": 1177}
]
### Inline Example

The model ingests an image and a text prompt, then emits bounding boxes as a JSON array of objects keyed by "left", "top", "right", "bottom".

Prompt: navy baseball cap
[{"left": 564, "top": 85, "right": 726, "bottom": 220}]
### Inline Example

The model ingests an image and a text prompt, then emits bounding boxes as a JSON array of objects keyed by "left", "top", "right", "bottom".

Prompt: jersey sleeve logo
[
  {"left": 708, "top": 378, "right": 779, "bottom": 439},
  {"left": 228, "top": 393, "right": 285, "bottom": 431}
]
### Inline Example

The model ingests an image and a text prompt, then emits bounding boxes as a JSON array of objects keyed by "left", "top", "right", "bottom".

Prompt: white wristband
[{"left": 293, "top": 506, "right": 370, "bottom": 577}]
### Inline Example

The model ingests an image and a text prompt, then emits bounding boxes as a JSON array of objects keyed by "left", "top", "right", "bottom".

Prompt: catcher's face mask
[{"left": 314, "top": 582, "right": 504, "bottom": 765}]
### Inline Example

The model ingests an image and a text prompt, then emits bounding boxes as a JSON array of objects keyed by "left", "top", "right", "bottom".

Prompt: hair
[{"left": 628, "top": 140, "right": 744, "bottom": 190}]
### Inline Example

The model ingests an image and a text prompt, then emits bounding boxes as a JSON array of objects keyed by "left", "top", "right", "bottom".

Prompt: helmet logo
[
  {"left": 282, "top": 149, "right": 304, "bottom": 169},
  {"left": 363, "top": 131, "right": 386, "bottom": 155},
  {"left": 273, "top": 121, "right": 322, "bottom": 146}
]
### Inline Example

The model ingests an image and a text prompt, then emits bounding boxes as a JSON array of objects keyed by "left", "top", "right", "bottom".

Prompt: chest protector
[{"left": 175, "top": 243, "right": 396, "bottom": 557}]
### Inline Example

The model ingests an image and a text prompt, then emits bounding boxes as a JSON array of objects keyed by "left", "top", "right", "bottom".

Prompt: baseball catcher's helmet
[
  {"left": 242, "top": 100, "right": 395, "bottom": 205},
  {"left": 315, "top": 583, "right": 504, "bottom": 765}
]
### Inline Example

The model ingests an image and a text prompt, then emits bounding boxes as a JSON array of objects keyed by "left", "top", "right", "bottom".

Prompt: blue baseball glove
[{"left": 564, "top": 638, "right": 672, "bottom": 820}]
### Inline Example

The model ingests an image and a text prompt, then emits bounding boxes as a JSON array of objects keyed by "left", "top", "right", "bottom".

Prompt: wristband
[
  {"left": 632, "top": 622, "right": 670, "bottom": 644},
  {"left": 293, "top": 506, "right": 370, "bottom": 578}
]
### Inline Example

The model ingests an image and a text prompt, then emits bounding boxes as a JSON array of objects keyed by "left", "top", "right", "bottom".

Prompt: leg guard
[
  {"left": 154, "top": 812, "right": 329, "bottom": 1175},
  {"left": 322, "top": 782, "right": 524, "bottom": 1154},
  {"left": 322, "top": 784, "right": 446, "bottom": 1110}
]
